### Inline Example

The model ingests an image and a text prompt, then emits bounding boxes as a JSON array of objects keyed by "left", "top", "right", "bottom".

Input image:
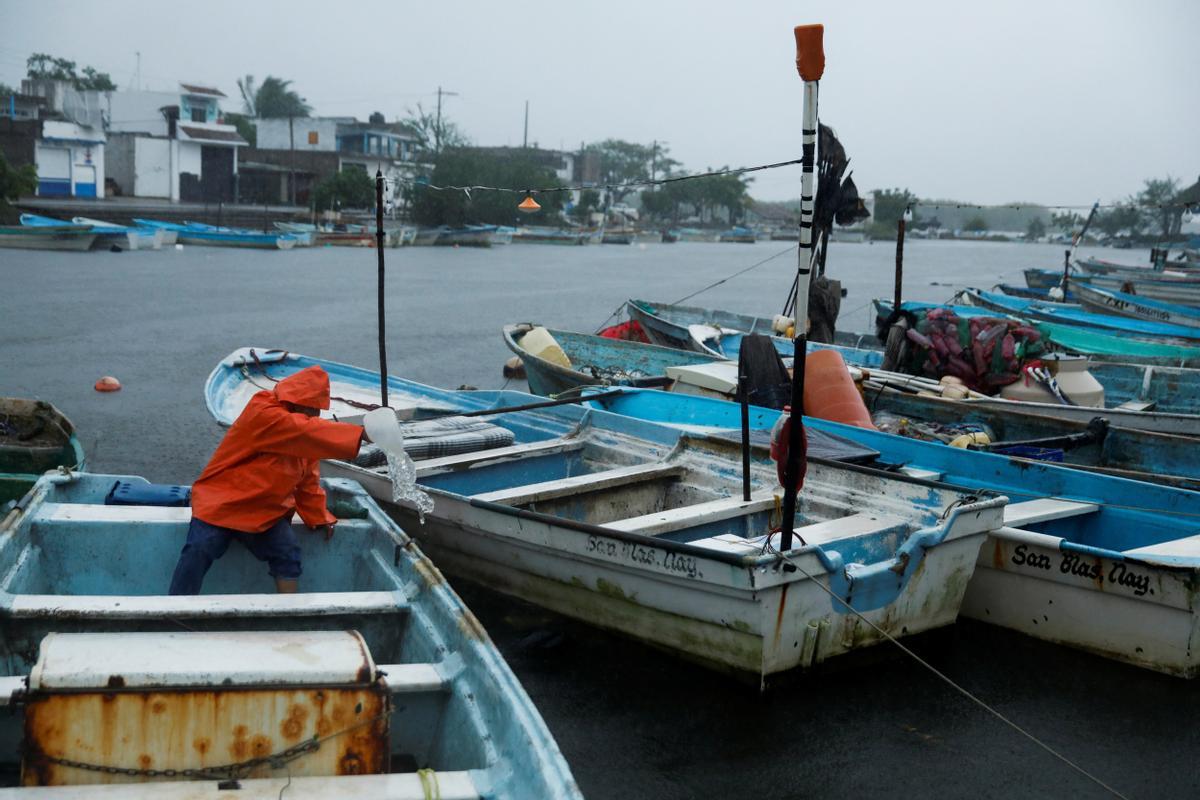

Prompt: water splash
[{"left": 382, "top": 450, "right": 433, "bottom": 524}]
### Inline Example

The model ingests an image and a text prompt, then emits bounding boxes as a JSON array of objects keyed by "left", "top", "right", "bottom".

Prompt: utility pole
[
  {"left": 523, "top": 100, "right": 529, "bottom": 149},
  {"left": 435, "top": 86, "right": 458, "bottom": 155},
  {"left": 288, "top": 115, "right": 296, "bottom": 206},
  {"left": 651, "top": 140, "right": 657, "bottom": 182}
]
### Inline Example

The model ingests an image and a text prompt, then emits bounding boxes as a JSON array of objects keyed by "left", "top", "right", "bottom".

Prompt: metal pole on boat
[
  {"left": 739, "top": 371, "right": 752, "bottom": 502},
  {"left": 893, "top": 209, "right": 907, "bottom": 313},
  {"left": 1062, "top": 201, "right": 1099, "bottom": 297},
  {"left": 375, "top": 170, "right": 390, "bottom": 407},
  {"left": 779, "top": 24, "right": 824, "bottom": 552}
]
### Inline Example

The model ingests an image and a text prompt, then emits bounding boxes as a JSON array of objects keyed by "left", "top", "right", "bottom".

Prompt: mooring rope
[{"left": 763, "top": 537, "right": 1129, "bottom": 799}]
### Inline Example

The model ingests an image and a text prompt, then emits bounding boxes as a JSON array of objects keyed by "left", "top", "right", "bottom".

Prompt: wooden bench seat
[
  {"left": 472, "top": 463, "right": 684, "bottom": 506},
  {"left": 605, "top": 492, "right": 778, "bottom": 536},
  {"left": 687, "top": 511, "right": 907, "bottom": 555},
  {"left": 1003, "top": 498, "right": 1099, "bottom": 527},
  {"left": 415, "top": 439, "right": 582, "bottom": 478}
]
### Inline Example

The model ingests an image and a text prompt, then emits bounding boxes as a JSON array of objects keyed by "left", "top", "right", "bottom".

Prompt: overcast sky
[{"left": 2, "top": 0, "right": 1196, "bottom": 203}]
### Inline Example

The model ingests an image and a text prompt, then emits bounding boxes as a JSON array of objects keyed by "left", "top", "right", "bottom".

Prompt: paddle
[
  {"left": 777, "top": 24, "right": 824, "bottom": 552},
  {"left": 1060, "top": 201, "right": 1099, "bottom": 298}
]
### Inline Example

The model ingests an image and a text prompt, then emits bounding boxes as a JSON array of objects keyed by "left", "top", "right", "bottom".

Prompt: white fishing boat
[{"left": 207, "top": 348, "right": 1007, "bottom": 687}]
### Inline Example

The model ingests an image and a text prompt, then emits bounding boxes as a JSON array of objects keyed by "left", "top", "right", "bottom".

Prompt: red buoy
[{"left": 94, "top": 376, "right": 122, "bottom": 392}]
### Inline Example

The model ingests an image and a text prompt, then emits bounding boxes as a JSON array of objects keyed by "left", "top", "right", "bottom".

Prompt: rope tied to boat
[
  {"left": 418, "top": 767, "right": 441, "bottom": 799},
  {"left": 762, "top": 538, "right": 1130, "bottom": 799}
]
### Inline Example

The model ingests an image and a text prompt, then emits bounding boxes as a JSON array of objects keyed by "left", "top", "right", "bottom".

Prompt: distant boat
[
  {"left": 582, "top": 386, "right": 1200, "bottom": 677},
  {"left": 434, "top": 225, "right": 495, "bottom": 247},
  {"left": 997, "top": 283, "right": 1075, "bottom": 301},
  {"left": 600, "top": 229, "right": 636, "bottom": 245},
  {"left": 0, "top": 397, "right": 84, "bottom": 511},
  {"left": 660, "top": 229, "right": 680, "bottom": 243},
  {"left": 0, "top": 470, "right": 582, "bottom": 797},
  {"left": 1077, "top": 256, "right": 1200, "bottom": 277},
  {"left": 770, "top": 230, "right": 800, "bottom": 241},
  {"left": 1027, "top": 267, "right": 1200, "bottom": 304},
  {"left": 412, "top": 227, "right": 443, "bottom": 246},
  {"left": 0, "top": 224, "right": 97, "bottom": 251},
  {"left": 675, "top": 227, "right": 717, "bottom": 242},
  {"left": 491, "top": 225, "right": 515, "bottom": 245},
  {"left": 134, "top": 218, "right": 296, "bottom": 250},
  {"left": 20, "top": 213, "right": 152, "bottom": 250},
  {"left": 69, "top": 216, "right": 166, "bottom": 249},
  {"left": 718, "top": 226, "right": 757, "bottom": 243},
  {"left": 512, "top": 226, "right": 593, "bottom": 245}
]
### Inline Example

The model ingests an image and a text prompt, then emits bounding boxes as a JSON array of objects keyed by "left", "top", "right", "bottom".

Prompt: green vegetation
[
  {"left": 640, "top": 170, "right": 753, "bottom": 225},
  {"left": 571, "top": 189, "right": 600, "bottom": 224},
  {"left": 312, "top": 168, "right": 376, "bottom": 212},
  {"left": 1138, "top": 176, "right": 1183, "bottom": 239},
  {"left": 584, "top": 139, "right": 678, "bottom": 203},
  {"left": 1025, "top": 217, "right": 1046, "bottom": 240},
  {"left": 401, "top": 103, "right": 469, "bottom": 156},
  {"left": 0, "top": 151, "right": 37, "bottom": 223},
  {"left": 237, "top": 75, "right": 310, "bottom": 118},
  {"left": 26, "top": 53, "right": 116, "bottom": 90},
  {"left": 410, "top": 149, "right": 565, "bottom": 226},
  {"left": 867, "top": 188, "right": 919, "bottom": 239}
]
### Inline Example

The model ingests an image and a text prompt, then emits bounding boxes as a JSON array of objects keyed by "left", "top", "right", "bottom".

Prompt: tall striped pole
[{"left": 778, "top": 24, "right": 824, "bottom": 552}]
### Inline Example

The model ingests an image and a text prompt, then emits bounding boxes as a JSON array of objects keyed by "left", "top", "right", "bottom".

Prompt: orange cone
[{"left": 94, "top": 376, "right": 122, "bottom": 392}]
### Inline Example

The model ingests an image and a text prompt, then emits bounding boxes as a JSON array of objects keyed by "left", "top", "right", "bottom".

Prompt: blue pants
[{"left": 169, "top": 515, "right": 302, "bottom": 595}]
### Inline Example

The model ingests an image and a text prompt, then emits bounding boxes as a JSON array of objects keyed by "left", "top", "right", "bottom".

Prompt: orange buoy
[
  {"left": 803, "top": 349, "right": 875, "bottom": 429},
  {"left": 94, "top": 376, "right": 122, "bottom": 392}
]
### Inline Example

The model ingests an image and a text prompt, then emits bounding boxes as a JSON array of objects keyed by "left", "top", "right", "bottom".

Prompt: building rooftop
[
  {"left": 180, "top": 83, "right": 227, "bottom": 98},
  {"left": 179, "top": 125, "right": 248, "bottom": 145}
]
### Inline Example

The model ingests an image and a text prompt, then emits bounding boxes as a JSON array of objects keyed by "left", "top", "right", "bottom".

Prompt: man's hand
[{"left": 311, "top": 523, "right": 335, "bottom": 541}]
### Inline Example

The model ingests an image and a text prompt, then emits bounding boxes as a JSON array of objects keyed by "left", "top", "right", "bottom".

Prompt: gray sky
[{"left": 2, "top": 0, "right": 1196, "bottom": 203}]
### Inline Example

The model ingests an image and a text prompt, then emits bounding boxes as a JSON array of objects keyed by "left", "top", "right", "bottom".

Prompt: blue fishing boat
[
  {"left": 134, "top": 218, "right": 297, "bottom": 250},
  {"left": 0, "top": 397, "right": 85, "bottom": 510},
  {"left": 1029, "top": 266, "right": 1200, "bottom": 305},
  {"left": 434, "top": 225, "right": 496, "bottom": 247},
  {"left": 874, "top": 298, "right": 1200, "bottom": 368},
  {"left": 0, "top": 470, "right": 581, "bottom": 797},
  {"left": 959, "top": 288, "right": 1200, "bottom": 343},
  {"left": 1071, "top": 281, "right": 1200, "bottom": 329},
  {"left": 207, "top": 348, "right": 1006, "bottom": 686},
  {"left": 22, "top": 212, "right": 163, "bottom": 250},
  {"left": 998, "top": 283, "right": 1076, "bottom": 301},
  {"left": 718, "top": 226, "right": 757, "bottom": 243},
  {"left": 73, "top": 215, "right": 172, "bottom": 247},
  {"left": 578, "top": 386, "right": 1200, "bottom": 677},
  {"left": 512, "top": 227, "right": 593, "bottom": 245},
  {"left": 0, "top": 224, "right": 97, "bottom": 251},
  {"left": 600, "top": 229, "right": 637, "bottom": 245}
]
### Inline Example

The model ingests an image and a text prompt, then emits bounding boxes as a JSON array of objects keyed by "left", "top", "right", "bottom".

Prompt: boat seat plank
[
  {"left": 605, "top": 492, "right": 778, "bottom": 535},
  {"left": 1115, "top": 399, "right": 1156, "bottom": 412},
  {"left": 416, "top": 439, "right": 583, "bottom": 477},
  {"left": 473, "top": 463, "right": 685, "bottom": 506},
  {"left": 0, "top": 771, "right": 481, "bottom": 799},
  {"left": 4, "top": 590, "right": 405, "bottom": 618},
  {"left": 379, "top": 662, "right": 448, "bottom": 694},
  {"left": 688, "top": 511, "right": 908, "bottom": 555},
  {"left": 1123, "top": 535, "right": 1200, "bottom": 562},
  {"left": 1004, "top": 499, "right": 1099, "bottom": 527},
  {"left": 34, "top": 503, "right": 308, "bottom": 526}
]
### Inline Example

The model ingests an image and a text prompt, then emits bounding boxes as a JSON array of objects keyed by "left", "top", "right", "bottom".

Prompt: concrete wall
[
  {"left": 35, "top": 121, "right": 105, "bottom": 198},
  {"left": 136, "top": 137, "right": 173, "bottom": 199},
  {"left": 107, "top": 91, "right": 177, "bottom": 136},
  {"left": 256, "top": 118, "right": 339, "bottom": 152}
]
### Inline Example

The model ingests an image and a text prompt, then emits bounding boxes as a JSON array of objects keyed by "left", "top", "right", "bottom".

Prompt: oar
[
  {"left": 778, "top": 23, "right": 825, "bottom": 552},
  {"left": 1060, "top": 201, "right": 1099, "bottom": 297}
]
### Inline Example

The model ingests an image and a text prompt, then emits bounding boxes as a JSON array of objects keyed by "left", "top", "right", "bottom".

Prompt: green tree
[
  {"left": 0, "top": 82, "right": 15, "bottom": 97},
  {"left": 253, "top": 76, "right": 311, "bottom": 118},
  {"left": 236, "top": 75, "right": 257, "bottom": 115},
  {"left": 1025, "top": 217, "right": 1046, "bottom": 241},
  {"left": 571, "top": 189, "right": 600, "bottom": 224},
  {"left": 402, "top": 103, "right": 469, "bottom": 156},
  {"left": 312, "top": 168, "right": 376, "bottom": 212},
  {"left": 0, "top": 151, "right": 38, "bottom": 223},
  {"left": 224, "top": 112, "right": 257, "bottom": 147},
  {"left": 368, "top": 111, "right": 386, "bottom": 125},
  {"left": 1138, "top": 177, "right": 1182, "bottom": 239},
  {"left": 584, "top": 139, "right": 659, "bottom": 203},
  {"left": 868, "top": 188, "right": 919, "bottom": 238},
  {"left": 410, "top": 148, "right": 565, "bottom": 226},
  {"left": 965, "top": 215, "right": 988, "bottom": 231},
  {"left": 26, "top": 53, "right": 115, "bottom": 90},
  {"left": 1094, "top": 201, "right": 1143, "bottom": 238},
  {"left": 1050, "top": 211, "right": 1083, "bottom": 233}
]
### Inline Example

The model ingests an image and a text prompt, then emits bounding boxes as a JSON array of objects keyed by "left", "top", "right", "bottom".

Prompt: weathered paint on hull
[{"left": 962, "top": 530, "right": 1200, "bottom": 677}]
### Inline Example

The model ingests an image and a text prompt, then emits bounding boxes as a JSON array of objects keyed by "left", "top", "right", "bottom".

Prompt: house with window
[
  {"left": 105, "top": 83, "right": 246, "bottom": 201},
  {"left": 243, "top": 117, "right": 425, "bottom": 208},
  {"left": 0, "top": 80, "right": 107, "bottom": 198}
]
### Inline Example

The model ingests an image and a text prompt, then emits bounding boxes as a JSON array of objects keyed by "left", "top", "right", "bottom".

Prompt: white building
[
  {"left": 105, "top": 84, "right": 246, "bottom": 201},
  {"left": 15, "top": 79, "right": 107, "bottom": 198}
]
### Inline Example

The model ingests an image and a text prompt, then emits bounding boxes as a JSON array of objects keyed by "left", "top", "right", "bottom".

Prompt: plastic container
[
  {"left": 105, "top": 481, "right": 191, "bottom": 507},
  {"left": 999, "top": 355, "right": 1104, "bottom": 407},
  {"left": 990, "top": 445, "right": 1065, "bottom": 463},
  {"left": 803, "top": 349, "right": 876, "bottom": 429},
  {"left": 519, "top": 326, "right": 572, "bottom": 369}
]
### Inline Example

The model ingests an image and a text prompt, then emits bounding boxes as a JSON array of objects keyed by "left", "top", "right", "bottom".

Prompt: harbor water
[{"left": 2, "top": 238, "right": 1195, "bottom": 798}]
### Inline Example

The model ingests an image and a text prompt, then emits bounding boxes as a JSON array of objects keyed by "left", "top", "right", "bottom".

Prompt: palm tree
[
  {"left": 254, "top": 77, "right": 311, "bottom": 119},
  {"left": 236, "top": 74, "right": 257, "bottom": 116}
]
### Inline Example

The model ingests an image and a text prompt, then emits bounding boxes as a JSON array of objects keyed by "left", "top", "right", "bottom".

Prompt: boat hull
[
  {"left": 1072, "top": 281, "right": 1200, "bottom": 329},
  {"left": 0, "top": 230, "right": 97, "bottom": 251}
]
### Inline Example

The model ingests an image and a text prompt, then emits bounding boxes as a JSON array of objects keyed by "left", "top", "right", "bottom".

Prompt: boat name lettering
[
  {"left": 586, "top": 536, "right": 619, "bottom": 557},
  {"left": 662, "top": 551, "right": 700, "bottom": 579},
  {"left": 1011, "top": 546, "right": 1152, "bottom": 596},
  {"left": 585, "top": 537, "right": 702, "bottom": 578}
]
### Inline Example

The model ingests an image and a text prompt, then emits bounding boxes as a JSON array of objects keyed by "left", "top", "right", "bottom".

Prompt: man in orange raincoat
[{"left": 169, "top": 365, "right": 368, "bottom": 594}]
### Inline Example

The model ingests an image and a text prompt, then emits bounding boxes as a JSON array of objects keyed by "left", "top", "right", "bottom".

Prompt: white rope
[{"left": 764, "top": 538, "right": 1130, "bottom": 799}]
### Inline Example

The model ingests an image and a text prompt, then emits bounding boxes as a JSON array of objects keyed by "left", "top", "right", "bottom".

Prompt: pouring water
[{"left": 363, "top": 407, "right": 435, "bottom": 522}]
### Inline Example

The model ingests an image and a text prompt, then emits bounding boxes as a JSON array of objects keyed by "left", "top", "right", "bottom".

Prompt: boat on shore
[
  {"left": 512, "top": 226, "right": 594, "bottom": 245},
  {"left": 0, "top": 470, "right": 581, "bottom": 797},
  {"left": 434, "top": 225, "right": 495, "bottom": 248},
  {"left": 20, "top": 212, "right": 158, "bottom": 251},
  {"left": 580, "top": 387, "right": 1200, "bottom": 677},
  {"left": 134, "top": 219, "right": 297, "bottom": 250},
  {"left": 70, "top": 215, "right": 166, "bottom": 249},
  {"left": 676, "top": 228, "right": 717, "bottom": 243},
  {"left": 207, "top": 348, "right": 1007, "bottom": 687},
  {"left": 1071, "top": 281, "right": 1200, "bottom": 329},
  {"left": 600, "top": 229, "right": 637, "bottom": 245},
  {"left": 0, "top": 397, "right": 84, "bottom": 511},
  {"left": 0, "top": 224, "right": 97, "bottom": 251}
]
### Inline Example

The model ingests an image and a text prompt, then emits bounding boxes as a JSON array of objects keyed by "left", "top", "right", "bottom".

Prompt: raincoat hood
[{"left": 273, "top": 366, "right": 331, "bottom": 410}]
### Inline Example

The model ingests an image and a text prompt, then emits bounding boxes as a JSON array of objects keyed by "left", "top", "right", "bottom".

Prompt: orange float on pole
[{"left": 94, "top": 376, "right": 121, "bottom": 392}]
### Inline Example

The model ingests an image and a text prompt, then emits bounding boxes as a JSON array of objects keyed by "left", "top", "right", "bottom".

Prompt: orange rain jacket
[{"left": 191, "top": 366, "right": 364, "bottom": 533}]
